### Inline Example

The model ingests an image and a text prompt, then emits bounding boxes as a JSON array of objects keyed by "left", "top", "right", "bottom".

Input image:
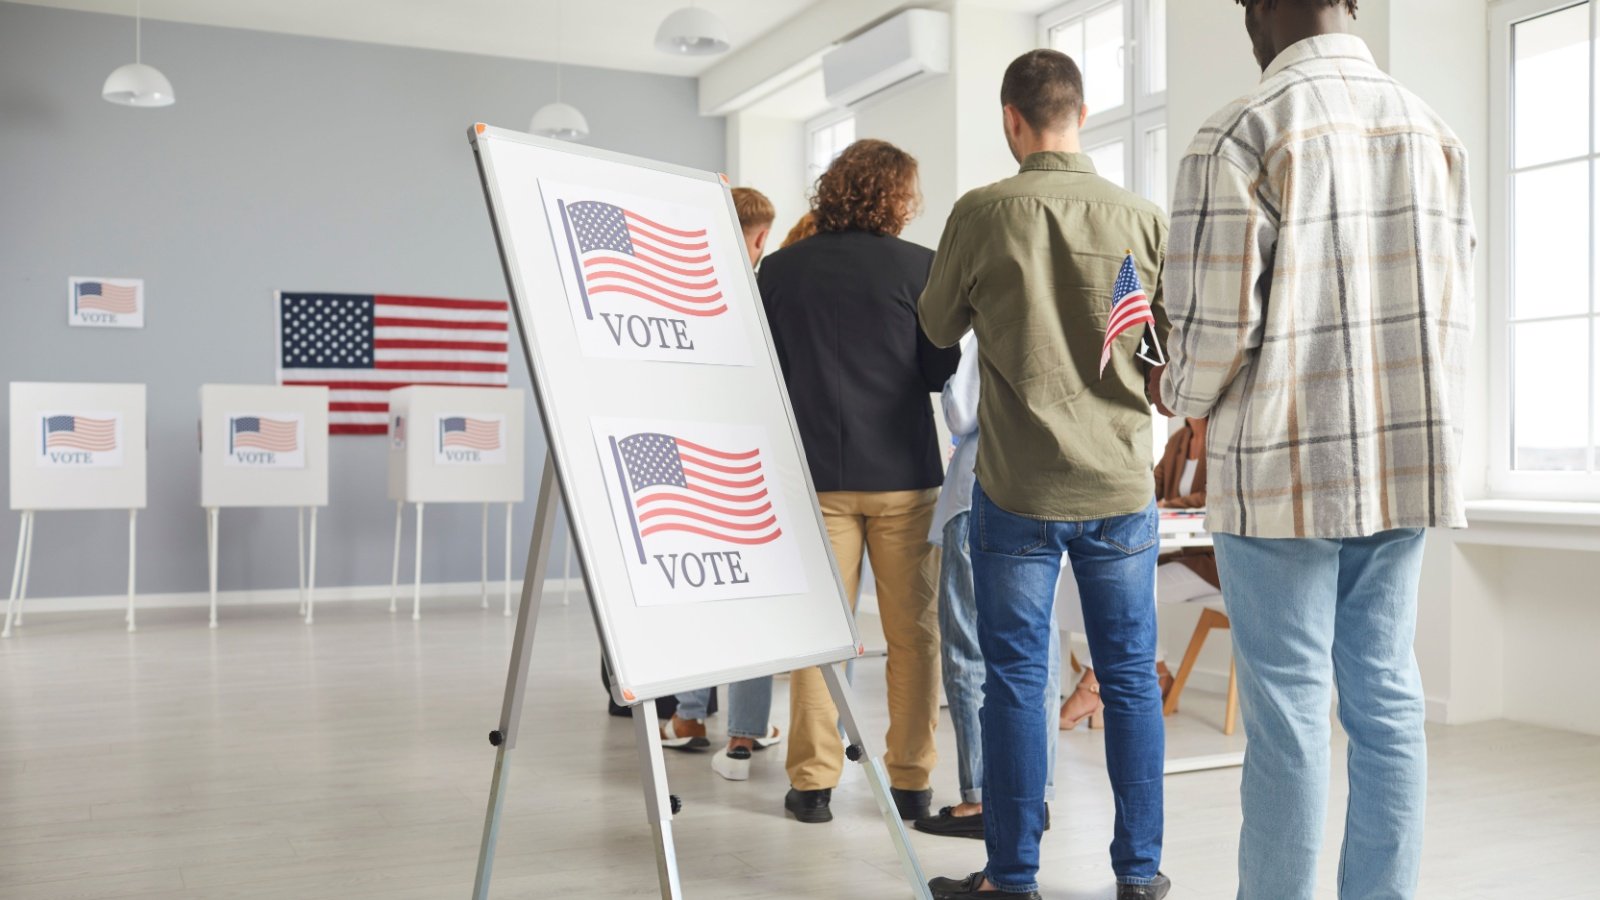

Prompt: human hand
[{"left": 1146, "top": 366, "right": 1175, "bottom": 418}]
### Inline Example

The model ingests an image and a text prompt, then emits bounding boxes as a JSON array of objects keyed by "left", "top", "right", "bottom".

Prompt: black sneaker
[
  {"left": 784, "top": 787, "right": 833, "bottom": 824},
  {"left": 1117, "top": 873, "right": 1172, "bottom": 899},
  {"left": 913, "top": 806, "right": 985, "bottom": 839},
  {"left": 890, "top": 786, "right": 932, "bottom": 820},
  {"left": 929, "top": 872, "right": 1040, "bottom": 900}
]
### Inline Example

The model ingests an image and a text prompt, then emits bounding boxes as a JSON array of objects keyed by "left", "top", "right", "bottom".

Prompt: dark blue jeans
[{"left": 970, "top": 483, "right": 1164, "bottom": 892}]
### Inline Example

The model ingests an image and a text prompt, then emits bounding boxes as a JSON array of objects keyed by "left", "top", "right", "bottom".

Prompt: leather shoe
[
  {"left": 784, "top": 787, "right": 832, "bottom": 824},
  {"left": 914, "top": 806, "right": 984, "bottom": 839},
  {"left": 1117, "top": 872, "right": 1172, "bottom": 899},
  {"left": 929, "top": 872, "right": 1040, "bottom": 900},
  {"left": 890, "top": 786, "right": 932, "bottom": 820}
]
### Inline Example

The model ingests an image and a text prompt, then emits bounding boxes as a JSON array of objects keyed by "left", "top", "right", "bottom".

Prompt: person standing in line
[
  {"left": 758, "top": 139, "right": 960, "bottom": 826},
  {"left": 920, "top": 49, "right": 1172, "bottom": 900},
  {"left": 1153, "top": 2, "right": 1475, "bottom": 897},
  {"left": 656, "top": 187, "right": 786, "bottom": 780},
  {"left": 914, "top": 334, "right": 1063, "bottom": 840}
]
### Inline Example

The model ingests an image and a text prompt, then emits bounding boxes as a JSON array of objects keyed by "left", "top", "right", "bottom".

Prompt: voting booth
[
  {"left": 199, "top": 384, "right": 330, "bottom": 626},
  {"left": 386, "top": 385, "right": 524, "bottom": 620},
  {"left": 463, "top": 125, "right": 925, "bottom": 900},
  {"left": 6, "top": 382, "right": 146, "bottom": 636}
]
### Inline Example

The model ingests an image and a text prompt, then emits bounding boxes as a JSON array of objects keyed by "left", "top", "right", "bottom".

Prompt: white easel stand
[
  {"left": 5, "top": 508, "right": 138, "bottom": 638},
  {"left": 389, "top": 500, "right": 515, "bottom": 620},
  {"left": 468, "top": 458, "right": 931, "bottom": 900},
  {"left": 203, "top": 506, "right": 319, "bottom": 628}
]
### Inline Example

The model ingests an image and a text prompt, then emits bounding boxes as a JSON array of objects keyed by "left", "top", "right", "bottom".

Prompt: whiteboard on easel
[
  {"left": 471, "top": 124, "right": 860, "bottom": 703},
  {"left": 9, "top": 382, "right": 147, "bottom": 511},
  {"left": 199, "top": 384, "right": 330, "bottom": 508}
]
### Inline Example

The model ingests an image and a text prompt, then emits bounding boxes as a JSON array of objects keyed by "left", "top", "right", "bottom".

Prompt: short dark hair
[
  {"left": 1000, "top": 49, "right": 1085, "bottom": 132},
  {"left": 1234, "top": 0, "right": 1358, "bottom": 16}
]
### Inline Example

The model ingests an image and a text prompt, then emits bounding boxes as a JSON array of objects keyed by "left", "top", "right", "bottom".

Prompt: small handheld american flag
[{"left": 1099, "top": 252, "right": 1166, "bottom": 377}]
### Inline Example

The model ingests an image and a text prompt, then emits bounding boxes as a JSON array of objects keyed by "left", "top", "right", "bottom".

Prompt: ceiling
[{"left": 12, "top": 0, "right": 824, "bottom": 76}]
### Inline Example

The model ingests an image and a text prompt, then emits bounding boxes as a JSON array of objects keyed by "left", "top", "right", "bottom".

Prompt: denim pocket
[
  {"left": 1100, "top": 502, "right": 1158, "bottom": 555},
  {"left": 976, "top": 490, "right": 1048, "bottom": 556}
]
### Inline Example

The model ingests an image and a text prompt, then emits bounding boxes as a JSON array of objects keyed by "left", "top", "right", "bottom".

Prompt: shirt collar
[
  {"left": 1262, "top": 33, "right": 1375, "bottom": 81},
  {"left": 1019, "top": 151, "right": 1098, "bottom": 175}
]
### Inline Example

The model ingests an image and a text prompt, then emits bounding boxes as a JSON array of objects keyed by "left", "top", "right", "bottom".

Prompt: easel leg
[
  {"left": 125, "top": 509, "right": 138, "bottom": 633},
  {"left": 634, "top": 706, "right": 685, "bottom": 900},
  {"left": 472, "top": 456, "right": 562, "bottom": 900},
  {"left": 4, "top": 510, "right": 31, "bottom": 638},
  {"left": 821, "top": 664, "right": 933, "bottom": 900},
  {"left": 481, "top": 502, "right": 490, "bottom": 610},
  {"left": 412, "top": 501, "right": 425, "bottom": 622},
  {"left": 297, "top": 506, "right": 307, "bottom": 616},
  {"left": 207, "top": 507, "right": 220, "bottom": 629},
  {"left": 562, "top": 520, "right": 572, "bottom": 607},
  {"left": 389, "top": 499, "right": 403, "bottom": 614},
  {"left": 305, "top": 507, "right": 319, "bottom": 625},
  {"left": 503, "top": 502, "right": 513, "bottom": 617},
  {"left": 15, "top": 510, "right": 34, "bottom": 628}
]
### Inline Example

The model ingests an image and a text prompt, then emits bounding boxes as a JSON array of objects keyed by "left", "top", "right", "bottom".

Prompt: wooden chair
[{"left": 1163, "top": 600, "right": 1239, "bottom": 735}]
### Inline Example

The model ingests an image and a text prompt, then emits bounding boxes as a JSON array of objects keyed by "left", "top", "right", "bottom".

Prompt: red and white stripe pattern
[
  {"left": 616, "top": 433, "right": 781, "bottom": 556},
  {"left": 75, "top": 281, "right": 138, "bottom": 314},
  {"left": 1099, "top": 253, "right": 1158, "bottom": 376},
  {"left": 231, "top": 417, "right": 299, "bottom": 452},
  {"left": 440, "top": 416, "right": 501, "bottom": 450},
  {"left": 563, "top": 201, "right": 726, "bottom": 318},
  {"left": 44, "top": 415, "right": 117, "bottom": 451},
  {"left": 277, "top": 293, "right": 508, "bottom": 435}
]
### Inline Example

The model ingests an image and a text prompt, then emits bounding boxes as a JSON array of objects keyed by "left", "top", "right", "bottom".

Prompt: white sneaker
[
  {"left": 754, "top": 725, "right": 782, "bottom": 750},
  {"left": 711, "top": 745, "right": 753, "bottom": 781}
]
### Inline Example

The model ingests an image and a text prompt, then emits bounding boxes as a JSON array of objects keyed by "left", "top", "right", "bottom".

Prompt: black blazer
[{"left": 757, "top": 230, "right": 960, "bottom": 493}]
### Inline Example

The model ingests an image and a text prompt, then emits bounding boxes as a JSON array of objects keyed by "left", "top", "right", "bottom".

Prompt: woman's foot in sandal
[{"left": 1059, "top": 668, "right": 1104, "bottom": 730}]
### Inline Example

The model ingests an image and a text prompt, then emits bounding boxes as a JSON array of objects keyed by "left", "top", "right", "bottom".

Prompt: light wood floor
[{"left": 0, "top": 599, "right": 1595, "bottom": 899}]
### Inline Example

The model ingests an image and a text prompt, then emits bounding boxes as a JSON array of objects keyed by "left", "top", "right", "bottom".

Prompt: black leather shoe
[
  {"left": 929, "top": 872, "right": 1041, "bottom": 900},
  {"left": 890, "top": 787, "right": 932, "bottom": 820},
  {"left": 784, "top": 787, "right": 833, "bottom": 824},
  {"left": 1117, "top": 872, "right": 1172, "bottom": 899},
  {"left": 914, "top": 806, "right": 985, "bottom": 839}
]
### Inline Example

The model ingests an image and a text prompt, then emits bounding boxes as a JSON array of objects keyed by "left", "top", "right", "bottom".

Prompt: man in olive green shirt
[{"left": 919, "top": 50, "right": 1171, "bottom": 900}]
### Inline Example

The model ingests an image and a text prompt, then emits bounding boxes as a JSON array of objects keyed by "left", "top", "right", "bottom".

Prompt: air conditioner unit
[{"left": 822, "top": 9, "right": 951, "bottom": 109}]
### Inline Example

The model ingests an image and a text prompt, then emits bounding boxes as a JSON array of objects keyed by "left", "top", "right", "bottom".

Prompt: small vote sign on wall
[{"left": 68, "top": 277, "right": 144, "bottom": 328}]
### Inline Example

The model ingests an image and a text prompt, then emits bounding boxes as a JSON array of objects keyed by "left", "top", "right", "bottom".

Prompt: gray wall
[{"left": 0, "top": 2, "right": 725, "bottom": 599}]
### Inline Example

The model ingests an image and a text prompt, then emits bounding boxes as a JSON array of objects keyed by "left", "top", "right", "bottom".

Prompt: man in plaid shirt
[{"left": 1153, "top": 1, "right": 1475, "bottom": 898}]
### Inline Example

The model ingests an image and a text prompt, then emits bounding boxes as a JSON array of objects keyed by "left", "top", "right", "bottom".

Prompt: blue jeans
[
  {"left": 938, "top": 511, "right": 1060, "bottom": 804},
  {"left": 1213, "top": 529, "right": 1428, "bottom": 900},
  {"left": 675, "top": 677, "right": 773, "bottom": 740},
  {"left": 971, "top": 484, "right": 1164, "bottom": 892}
]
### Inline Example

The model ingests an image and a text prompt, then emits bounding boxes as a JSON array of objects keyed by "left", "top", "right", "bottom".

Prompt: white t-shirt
[{"left": 1178, "top": 458, "right": 1199, "bottom": 497}]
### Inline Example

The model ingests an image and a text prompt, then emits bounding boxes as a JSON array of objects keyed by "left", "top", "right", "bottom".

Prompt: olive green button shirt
[{"left": 918, "top": 151, "right": 1171, "bottom": 522}]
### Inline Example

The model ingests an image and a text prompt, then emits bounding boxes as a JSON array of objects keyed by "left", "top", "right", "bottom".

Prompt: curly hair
[
  {"left": 811, "top": 139, "right": 921, "bottom": 237},
  {"left": 780, "top": 212, "right": 817, "bottom": 249},
  {"left": 1235, "top": 0, "right": 1358, "bottom": 15}
]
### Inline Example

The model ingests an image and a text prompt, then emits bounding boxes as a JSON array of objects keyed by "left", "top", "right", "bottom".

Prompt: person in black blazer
[{"left": 757, "top": 139, "right": 960, "bottom": 826}]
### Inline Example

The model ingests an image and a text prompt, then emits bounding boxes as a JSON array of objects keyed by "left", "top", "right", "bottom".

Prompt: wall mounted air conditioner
[{"left": 822, "top": 9, "right": 951, "bottom": 109}]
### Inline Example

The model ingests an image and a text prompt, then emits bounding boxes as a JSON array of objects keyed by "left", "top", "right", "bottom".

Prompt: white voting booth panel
[
  {"left": 6, "top": 382, "right": 146, "bottom": 636},
  {"left": 468, "top": 125, "right": 922, "bottom": 900},
  {"left": 198, "top": 385, "right": 330, "bottom": 628},
  {"left": 386, "top": 386, "right": 524, "bottom": 621}
]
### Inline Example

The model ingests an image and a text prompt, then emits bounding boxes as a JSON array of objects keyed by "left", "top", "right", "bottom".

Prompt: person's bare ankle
[{"left": 950, "top": 801, "right": 983, "bottom": 817}]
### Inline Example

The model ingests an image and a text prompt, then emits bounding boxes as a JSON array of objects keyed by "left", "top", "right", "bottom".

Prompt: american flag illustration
[
  {"left": 609, "top": 432, "right": 780, "bottom": 564},
  {"left": 230, "top": 416, "right": 298, "bottom": 453},
  {"left": 75, "top": 281, "right": 138, "bottom": 315},
  {"left": 42, "top": 415, "right": 117, "bottom": 452},
  {"left": 559, "top": 201, "right": 727, "bottom": 319},
  {"left": 276, "top": 293, "right": 508, "bottom": 435},
  {"left": 1099, "top": 253, "right": 1165, "bottom": 377},
  {"left": 439, "top": 416, "right": 500, "bottom": 451}
]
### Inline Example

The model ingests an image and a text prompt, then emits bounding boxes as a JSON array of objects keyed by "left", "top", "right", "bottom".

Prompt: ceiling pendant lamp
[
  {"left": 655, "top": 4, "right": 731, "bottom": 57},
  {"left": 530, "top": 0, "right": 589, "bottom": 141},
  {"left": 103, "top": 0, "right": 175, "bottom": 107}
]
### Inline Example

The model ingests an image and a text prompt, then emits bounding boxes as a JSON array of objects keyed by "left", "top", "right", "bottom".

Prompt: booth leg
[
  {"left": 480, "top": 502, "right": 489, "bottom": 609},
  {"left": 389, "top": 499, "right": 403, "bottom": 614},
  {"left": 15, "top": 510, "right": 34, "bottom": 628},
  {"left": 412, "top": 502, "right": 425, "bottom": 622},
  {"left": 207, "top": 507, "right": 220, "bottom": 628},
  {"left": 503, "top": 502, "right": 513, "bottom": 617},
  {"left": 297, "top": 506, "right": 307, "bottom": 616},
  {"left": 305, "top": 507, "right": 319, "bottom": 625},
  {"left": 4, "top": 511, "right": 32, "bottom": 638},
  {"left": 125, "top": 509, "right": 138, "bottom": 633}
]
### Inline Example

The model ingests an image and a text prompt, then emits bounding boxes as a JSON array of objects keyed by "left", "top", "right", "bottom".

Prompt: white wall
[{"left": 726, "top": 113, "right": 809, "bottom": 242}]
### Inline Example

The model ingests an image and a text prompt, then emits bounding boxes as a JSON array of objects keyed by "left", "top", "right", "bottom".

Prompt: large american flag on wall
[{"left": 275, "top": 292, "right": 509, "bottom": 435}]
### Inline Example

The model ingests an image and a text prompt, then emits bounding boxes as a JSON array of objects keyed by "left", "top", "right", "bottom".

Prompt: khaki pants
[{"left": 787, "top": 489, "right": 942, "bottom": 791}]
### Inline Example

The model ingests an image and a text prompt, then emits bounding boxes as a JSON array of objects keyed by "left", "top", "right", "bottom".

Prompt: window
[
  {"left": 1490, "top": 0, "right": 1600, "bottom": 497},
  {"left": 805, "top": 113, "right": 856, "bottom": 189},
  {"left": 1040, "top": 0, "right": 1168, "bottom": 207}
]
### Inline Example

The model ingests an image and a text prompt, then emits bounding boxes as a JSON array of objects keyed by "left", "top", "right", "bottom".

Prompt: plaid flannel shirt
[{"left": 1160, "top": 35, "right": 1476, "bottom": 539}]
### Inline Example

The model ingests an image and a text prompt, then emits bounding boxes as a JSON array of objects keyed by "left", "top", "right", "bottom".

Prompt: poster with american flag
[
  {"left": 539, "top": 182, "right": 752, "bottom": 367},
  {"left": 36, "top": 412, "right": 123, "bottom": 467},
  {"left": 68, "top": 277, "right": 144, "bottom": 328},
  {"left": 434, "top": 413, "right": 505, "bottom": 465},
  {"left": 225, "top": 412, "right": 304, "bottom": 468},
  {"left": 592, "top": 418, "right": 806, "bottom": 606},
  {"left": 274, "top": 292, "right": 509, "bottom": 435}
]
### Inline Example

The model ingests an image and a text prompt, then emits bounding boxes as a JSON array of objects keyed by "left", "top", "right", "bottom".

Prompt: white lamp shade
[
  {"left": 530, "top": 101, "right": 590, "bottom": 141},
  {"left": 654, "top": 7, "right": 731, "bottom": 56},
  {"left": 102, "top": 62, "right": 175, "bottom": 107}
]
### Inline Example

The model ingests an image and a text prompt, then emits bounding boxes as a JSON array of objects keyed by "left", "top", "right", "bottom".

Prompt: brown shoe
[{"left": 659, "top": 715, "right": 709, "bottom": 751}]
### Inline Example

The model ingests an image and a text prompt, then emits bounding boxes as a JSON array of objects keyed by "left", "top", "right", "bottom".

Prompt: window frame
[
  {"left": 1489, "top": 0, "right": 1600, "bottom": 500},
  {"left": 803, "top": 108, "right": 856, "bottom": 194}
]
